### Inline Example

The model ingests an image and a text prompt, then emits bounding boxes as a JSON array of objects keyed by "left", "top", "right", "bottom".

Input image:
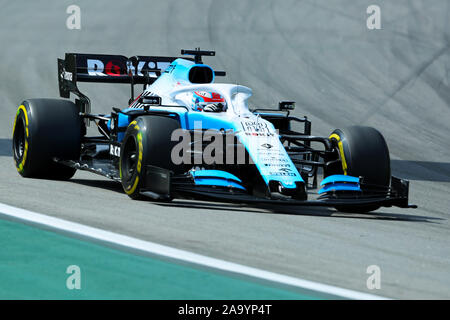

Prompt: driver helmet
[{"left": 191, "top": 91, "right": 226, "bottom": 111}]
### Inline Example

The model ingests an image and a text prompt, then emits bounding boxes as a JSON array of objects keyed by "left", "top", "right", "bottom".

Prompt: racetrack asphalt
[{"left": 0, "top": 0, "right": 449, "bottom": 299}]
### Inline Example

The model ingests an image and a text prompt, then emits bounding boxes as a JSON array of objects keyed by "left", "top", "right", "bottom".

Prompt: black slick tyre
[
  {"left": 328, "top": 126, "right": 391, "bottom": 213},
  {"left": 12, "top": 99, "right": 82, "bottom": 180},
  {"left": 120, "top": 115, "right": 181, "bottom": 199}
]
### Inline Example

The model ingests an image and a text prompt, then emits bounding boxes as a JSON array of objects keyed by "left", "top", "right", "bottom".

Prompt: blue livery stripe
[
  {"left": 318, "top": 183, "right": 361, "bottom": 194},
  {"left": 320, "top": 174, "right": 360, "bottom": 186}
]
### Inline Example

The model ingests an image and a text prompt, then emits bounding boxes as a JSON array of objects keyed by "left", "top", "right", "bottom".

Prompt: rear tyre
[
  {"left": 328, "top": 126, "right": 391, "bottom": 213},
  {"left": 120, "top": 116, "right": 181, "bottom": 199},
  {"left": 12, "top": 99, "right": 82, "bottom": 180}
]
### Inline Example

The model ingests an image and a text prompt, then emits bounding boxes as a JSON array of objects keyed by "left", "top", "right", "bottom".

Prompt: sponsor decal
[
  {"left": 263, "top": 163, "right": 291, "bottom": 168},
  {"left": 244, "top": 132, "right": 275, "bottom": 137},
  {"left": 268, "top": 172, "right": 296, "bottom": 177},
  {"left": 104, "top": 60, "right": 122, "bottom": 77},
  {"left": 110, "top": 145, "right": 120, "bottom": 157},
  {"left": 61, "top": 71, "right": 73, "bottom": 81},
  {"left": 260, "top": 157, "right": 290, "bottom": 163},
  {"left": 165, "top": 64, "right": 175, "bottom": 74},
  {"left": 86, "top": 59, "right": 171, "bottom": 77},
  {"left": 87, "top": 59, "right": 107, "bottom": 76},
  {"left": 240, "top": 120, "right": 270, "bottom": 134}
]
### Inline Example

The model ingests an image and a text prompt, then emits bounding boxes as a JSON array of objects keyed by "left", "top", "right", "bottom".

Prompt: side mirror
[
  {"left": 279, "top": 101, "right": 295, "bottom": 111},
  {"left": 139, "top": 96, "right": 162, "bottom": 111}
]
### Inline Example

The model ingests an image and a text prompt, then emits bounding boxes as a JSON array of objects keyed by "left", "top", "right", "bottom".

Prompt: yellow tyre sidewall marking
[
  {"left": 13, "top": 105, "right": 29, "bottom": 173},
  {"left": 329, "top": 133, "right": 348, "bottom": 175},
  {"left": 123, "top": 121, "right": 143, "bottom": 195}
]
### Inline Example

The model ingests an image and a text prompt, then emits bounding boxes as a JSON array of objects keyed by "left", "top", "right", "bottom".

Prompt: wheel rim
[
  {"left": 13, "top": 118, "right": 26, "bottom": 162},
  {"left": 122, "top": 136, "right": 138, "bottom": 184}
]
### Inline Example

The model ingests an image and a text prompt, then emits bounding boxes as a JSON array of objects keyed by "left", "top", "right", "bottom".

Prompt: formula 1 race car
[{"left": 12, "top": 48, "right": 416, "bottom": 213}]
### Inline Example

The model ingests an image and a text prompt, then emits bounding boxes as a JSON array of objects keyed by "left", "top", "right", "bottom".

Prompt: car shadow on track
[
  {"left": 0, "top": 139, "right": 11, "bottom": 157},
  {"left": 157, "top": 200, "right": 443, "bottom": 224},
  {"left": 258, "top": 205, "right": 444, "bottom": 223},
  {"left": 391, "top": 160, "right": 450, "bottom": 182},
  {"left": 70, "top": 178, "right": 124, "bottom": 194},
  {"left": 156, "top": 200, "right": 273, "bottom": 214}
]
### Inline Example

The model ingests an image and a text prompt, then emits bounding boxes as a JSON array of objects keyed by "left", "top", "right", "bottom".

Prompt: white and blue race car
[{"left": 12, "top": 49, "right": 415, "bottom": 213}]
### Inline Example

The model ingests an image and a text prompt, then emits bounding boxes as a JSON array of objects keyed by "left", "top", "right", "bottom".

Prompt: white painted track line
[{"left": 0, "top": 202, "right": 389, "bottom": 300}]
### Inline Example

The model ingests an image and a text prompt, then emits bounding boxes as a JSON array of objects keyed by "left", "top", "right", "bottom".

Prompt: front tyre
[
  {"left": 120, "top": 116, "right": 181, "bottom": 200},
  {"left": 328, "top": 126, "right": 391, "bottom": 213}
]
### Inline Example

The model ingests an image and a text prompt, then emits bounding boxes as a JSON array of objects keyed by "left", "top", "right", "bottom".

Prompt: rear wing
[
  {"left": 58, "top": 49, "right": 226, "bottom": 99},
  {"left": 57, "top": 53, "right": 178, "bottom": 99},
  {"left": 57, "top": 49, "right": 226, "bottom": 119}
]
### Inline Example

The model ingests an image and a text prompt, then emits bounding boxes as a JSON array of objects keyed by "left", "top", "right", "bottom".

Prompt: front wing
[{"left": 140, "top": 165, "right": 416, "bottom": 210}]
